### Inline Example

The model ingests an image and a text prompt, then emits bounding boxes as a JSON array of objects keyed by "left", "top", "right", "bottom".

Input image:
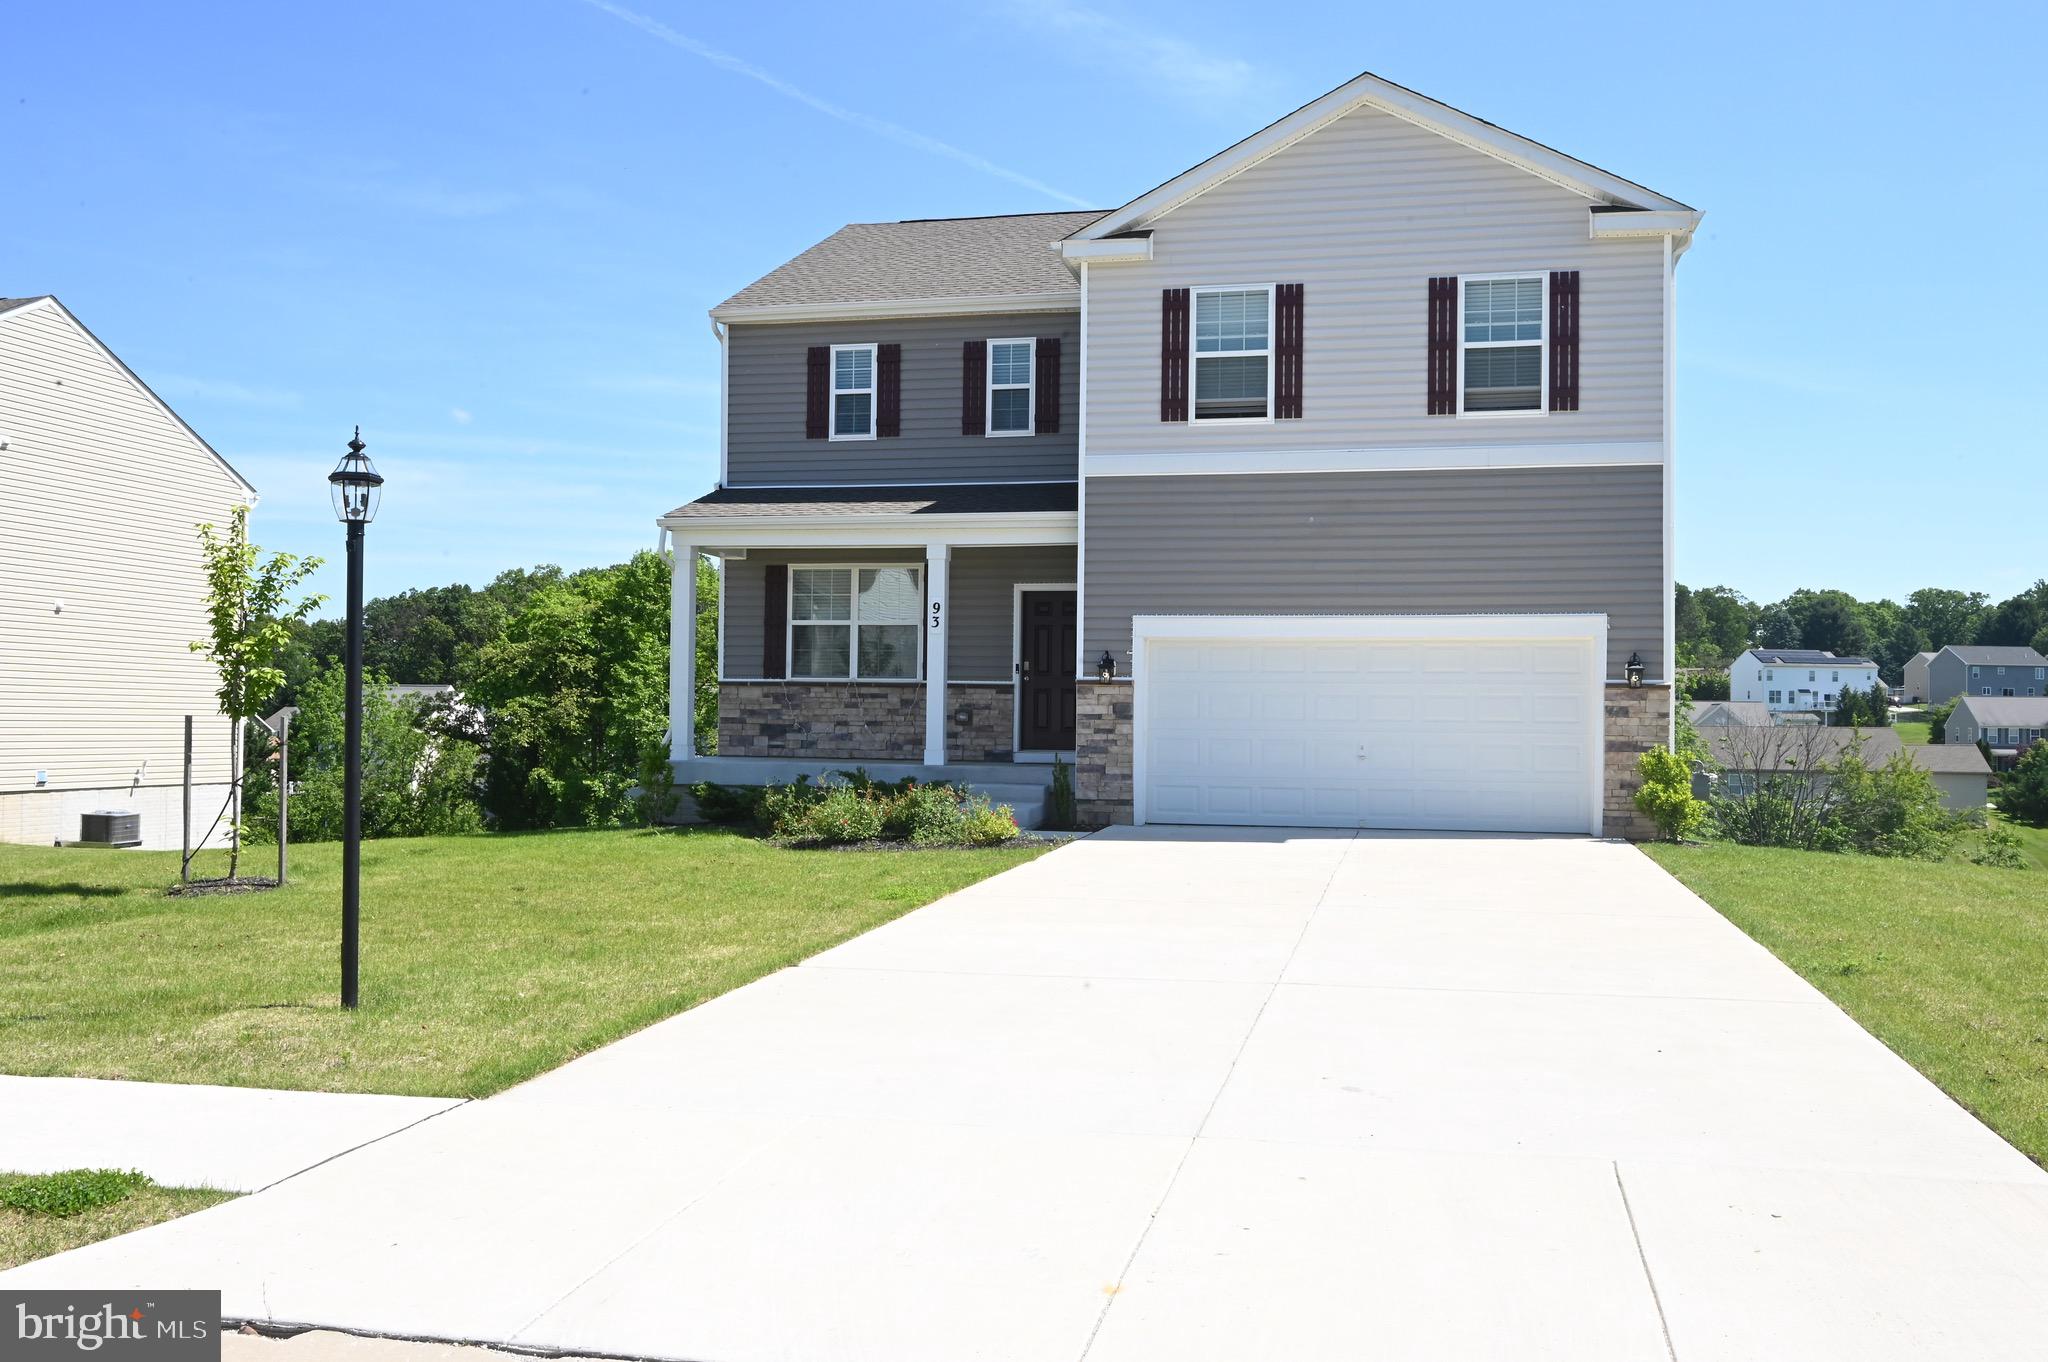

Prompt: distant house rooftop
[
  {"left": 1942, "top": 645, "right": 2048, "bottom": 667},
  {"left": 1954, "top": 695, "right": 2048, "bottom": 726},
  {"left": 1688, "top": 700, "right": 1771, "bottom": 726},
  {"left": 1742, "top": 649, "right": 1879, "bottom": 668}
]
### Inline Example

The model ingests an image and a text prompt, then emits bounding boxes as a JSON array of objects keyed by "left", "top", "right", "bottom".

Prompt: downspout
[
  {"left": 1662, "top": 231, "right": 1678, "bottom": 748},
  {"left": 710, "top": 317, "right": 729, "bottom": 489}
]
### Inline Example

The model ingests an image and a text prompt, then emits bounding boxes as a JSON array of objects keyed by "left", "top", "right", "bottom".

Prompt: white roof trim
[
  {"left": 658, "top": 509, "right": 1077, "bottom": 548},
  {"left": 710, "top": 291, "right": 1078, "bottom": 324},
  {"left": 0, "top": 295, "right": 260, "bottom": 501},
  {"left": 1057, "top": 236, "right": 1153, "bottom": 265},
  {"left": 1071, "top": 71, "right": 1692, "bottom": 242},
  {"left": 1589, "top": 208, "right": 1704, "bottom": 239}
]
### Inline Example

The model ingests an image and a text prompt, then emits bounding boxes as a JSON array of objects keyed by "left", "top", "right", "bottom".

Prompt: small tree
[
  {"left": 190, "top": 507, "right": 324, "bottom": 878},
  {"left": 1863, "top": 676, "right": 1891, "bottom": 727},
  {"left": 1998, "top": 743, "right": 2048, "bottom": 827},
  {"left": 1830, "top": 686, "right": 1862, "bottom": 728},
  {"left": 1635, "top": 745, "right": 1707, "bottom": 842},
  {"left": 1928, "top": 697, "right": 1959, "bottom": 744}
]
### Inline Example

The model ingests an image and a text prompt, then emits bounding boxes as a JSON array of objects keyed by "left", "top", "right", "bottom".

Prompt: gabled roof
[
  {"left": 1067, "top": 69, "right": 1696, "bottom": 245},
  {"left": 1909, "top": 743, "right": 1991, "bottom": 776},
  {"left": 1954, "top": 695, "right": 2048, "bottom": 725},
  {"left": 1688, "top": 700, "right": 1772, "bottom": 726},
  {"left": 1741, "top": 649, "right": 1880, "bottom": 668},
  {"left": 0, "top": 294, "right": 258, "bottom": 500},
  {"left": 1702, "top": 726, "right": 1903, "bottom": 770},
  {"left": 713, "top": 212, "right": 1105, "bottom": 321},
  {"left": 1940, "top": 645, "right": 2048, "bottom": 667}
]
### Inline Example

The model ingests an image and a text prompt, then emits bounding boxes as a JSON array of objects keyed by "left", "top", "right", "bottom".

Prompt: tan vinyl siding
[
  {"left": 1085, "top": 102, "right": 1665, "bottom": 456},
  {"left": 720, "top": 545, "right": 1074, "bottom": 682},
  {"left": 1082, "top": 467, "right": 1662, "bottom": 678},
  {"left": 0, "top": 303, "right": 251, "bottom": 798},
  {"left": 726, "top": 312, "right": 1078, "bottom": 485}
]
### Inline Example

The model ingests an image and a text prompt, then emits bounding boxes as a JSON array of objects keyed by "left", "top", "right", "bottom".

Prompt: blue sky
[{"left": 10, "top": 0, "right": 2043, "bottom": 612}]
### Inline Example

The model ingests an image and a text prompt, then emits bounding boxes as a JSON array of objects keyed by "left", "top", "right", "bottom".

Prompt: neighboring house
[
  {"left": 660, "top": 71, "right": 1701, "bottom": 837},
  {"left": 1730, "top": 649, "right": 1882, "bottom": 717},
  {"left": 0, "top": 295, "right": 257, "bottom": 850},
  {"left": 1902, "top": 651, "right": 1937, "bottom": 704},
  {"left": 1946, "top": 695, "right": 2048, "bottom": 767},
  {"left": 1923, "top": 645, "right": 2048, "bottom": 705},
  {"left": 1689, "top": 699, "right": 1771, "bottom": 727},
  {"left": 1701, "top": 725, "right": 1987, "bottom": 808}
]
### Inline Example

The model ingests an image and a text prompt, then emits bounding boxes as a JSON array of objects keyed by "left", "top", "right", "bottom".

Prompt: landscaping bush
[
  {"left": 961, "top": 797, "right": 1020, "bottom": 846},
  {"left": 900, "top": 783, "right": 970, "bottom": 845},
  {"left": 750, "top": 776, "right": 1017, "bottom": 847},
  {"left": 689, "top": 781, "right": 769, "bottom": 826},
  {"left": 1996, "top": 743, "right": 2048, "bottom": 827},
  {"left": 1048, "top": 755, "right": 1077, "bottom": 830},
  {"left": 1973, "top": 821, "right": 2027, "bottom": 869},
  {"left": 1821, "top": 750, "right": 1960, "bottom": 859},
  {"left": 758, "top": 776, "right": 822, "bottom": 834},
  {"left": 0, "top": 1170, "right": 151, "bottom": 1218},
  {"left": 785, "top": 785, "right": 885, "bottom": 845},
  {"left": 1634, "top": 746, "right": 1708, "bottom": 842}
]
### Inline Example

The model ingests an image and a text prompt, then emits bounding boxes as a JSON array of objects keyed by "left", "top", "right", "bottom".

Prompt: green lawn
[
  {"left": 0, "top": 828, "right": 1044, "bottom": 1097},
  {"left": 1643, "top": 841, "right": 2048, "bottom": 1167},
  {"left": 0, "top": 1172, "right": 233, "bottom": 1272},
  {"left": 1894, "top": 719, "right": 1931, "bottom": 745}
]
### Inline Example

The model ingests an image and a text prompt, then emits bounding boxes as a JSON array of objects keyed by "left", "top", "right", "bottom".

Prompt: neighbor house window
[
  {"left": 789, "top": 565, "right": 921, "bottom": 680},
  {"left": 1769, "top": 690, "right": 1782, "bottom": 704},
  {"left": 1982, "top": 687, "right": 1992, "bottom": 696},
  {"left": 1460, "top": 275, "right": 1545, "bottom": 413},
  {"left": 1193, "top": 286, "right": 1271, "bottom": 420},
  {"left": 987, "top": 339, "right": 1035, "bottom": 435},
  {"left": 830, "top": 344, "right": 875, "bottom": 440}
]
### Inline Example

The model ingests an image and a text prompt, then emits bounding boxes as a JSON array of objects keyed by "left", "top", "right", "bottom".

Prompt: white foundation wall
[{"left": 0, "top": 782, "right": 235, "bottom": 851}]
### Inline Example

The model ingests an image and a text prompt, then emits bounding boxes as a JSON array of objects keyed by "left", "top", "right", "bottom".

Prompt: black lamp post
[
  {"left": 327, "top": 429, "right": 382, "bottom": 1010},
  {"left": 1625, "top": 651, "right": 1645, "bottom": 689},
  {"left": 1096, "top": 651, "right": 1118, "bottom": 683}
]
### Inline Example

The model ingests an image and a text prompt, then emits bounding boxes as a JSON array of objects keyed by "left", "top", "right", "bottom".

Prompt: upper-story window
[
  {"left": 1193, "top": 286, "right": 1271, "bottom": 420},
  {"left": 1972, "top": 665, "right": 1982, "bottom": 677},
  {"left": 831, "top": 344, "right": 876, "bottom": 440},
  {"left": 789, "top": 565, "right": 921, "bottom": 680},
  {"left": 1831, "top": 671, "right": 1840, "bottom": 682},
  {"left": 988, "top": 339, "right": 1035, "bottom": 436},
  {"left": 1460, "top": 275, "right": 1545, "bottom": 414}
]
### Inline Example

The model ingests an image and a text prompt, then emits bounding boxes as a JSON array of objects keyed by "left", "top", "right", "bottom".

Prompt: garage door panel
[{"left": 1143, "top": 633, "right": 1596, "bottom": 835}]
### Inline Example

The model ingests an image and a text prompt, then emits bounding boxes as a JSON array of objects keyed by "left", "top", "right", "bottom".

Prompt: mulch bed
[{"left": 166, "top": 876, "right": 281, "bottom": 897}]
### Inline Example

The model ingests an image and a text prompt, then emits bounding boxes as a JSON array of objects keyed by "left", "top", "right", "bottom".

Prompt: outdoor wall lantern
[
  {"left": 1097, "top": 651, "right": 1118, "bottom": 683},
  {"left": 1625, "top": 651, "right": 1645, "bottom": 688},
  {"left": 328, "top": 428, "right": 384, "bottom": 1010}
]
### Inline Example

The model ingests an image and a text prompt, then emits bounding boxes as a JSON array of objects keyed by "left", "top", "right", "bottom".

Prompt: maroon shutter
[
  {"left": 961, "top": 339, "right": 987, "bottom": 436},
  {"left": 1426, "top": 277, "right": 1456, "bottom": 415},
  {"left": 1274, "top": 283, "right": 1304, "bottom": 419},
  {"left": 1548, "top": 270, "right": 1580, "bottom": 411},
  {"left": 805, "top": 346, "right": 829, "bottom": 439},
  {"left": 876, "top": 342, "right": 901, "bottom": 437},
  {"left": 1161, "top": 288, "right": 1190, "bottom": 421},
  {"left": 762, "top": 564, "right": 788, "bottom": 678},
  {"left": 1034, "top": 336, "right": 1061, "bottom": 434}
]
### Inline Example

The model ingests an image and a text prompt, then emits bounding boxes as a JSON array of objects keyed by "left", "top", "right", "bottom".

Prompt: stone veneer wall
[
  {"left": 1074, "top": 681, "right": 1134, "bottom": 826},
  {"left": 946, "top": 685, "right": 1014, "bottom": 763},
  {"left": 1601, "top": 683, "right": 1672, "bottom": 841},
  {"left": 718, "top": 682, "right": 923, "bottom": 761}
]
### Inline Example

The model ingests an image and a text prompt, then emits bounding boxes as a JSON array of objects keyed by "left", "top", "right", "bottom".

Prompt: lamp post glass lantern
[
  {"left": 328, "top": 429, "right": 382, "bottom": 1009},
  {"left": 1625, "top": 651, "right": 1645, "bottom": 689},
  {"left": 1096, "top": 651, "right": 1117, "bottom": 683}
]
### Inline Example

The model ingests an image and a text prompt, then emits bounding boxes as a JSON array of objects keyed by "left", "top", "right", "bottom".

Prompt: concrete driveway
[{"left": 8, "top": 829, "right": 2048, "bottom": 1361}]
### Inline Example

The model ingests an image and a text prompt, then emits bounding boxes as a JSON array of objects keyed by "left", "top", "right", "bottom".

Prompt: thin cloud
[
  {"left": 575, "top": 0, "right": 1091, "bottom": 207},
  {"left": 1010, "top": 0, "right": 1254, "bottom": 99},
  {"left": 450, "top": 407, "right": 474, "bottom": 425}
]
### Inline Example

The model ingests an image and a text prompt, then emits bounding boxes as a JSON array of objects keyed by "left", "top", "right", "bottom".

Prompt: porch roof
[{"left": 660, "top": 482, "right": 1079, "bottom": 548}]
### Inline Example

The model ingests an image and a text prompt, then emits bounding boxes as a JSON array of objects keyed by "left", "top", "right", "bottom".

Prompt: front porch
[{"left": 659, "top": 483, "right": 1081, "bottom": 803}]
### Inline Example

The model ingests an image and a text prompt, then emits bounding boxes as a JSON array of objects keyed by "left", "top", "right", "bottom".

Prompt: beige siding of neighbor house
[
  {"left": 1082, "top": 100, "right": 1667, "bottom": 461},
  {"left": 0, "top": 301, "right": 252, "bottom": 845}
]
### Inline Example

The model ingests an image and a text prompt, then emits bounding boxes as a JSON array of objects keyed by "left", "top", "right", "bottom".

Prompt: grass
[
  {"left": 1894, "top": 719, "right": 1931, "bottom": 745},
  {"left": 0, "top": 827, "right": 1045, "bottom": 1097},
  {"left": 1991, "top": 814, "right": 2048, "bottom": 872},
  {"left": 1643, "top": 840, "right": 2048, "bottom": 1167},
  {"left": 0, "top": 1170, "right": 233, "bottom": 1271}
]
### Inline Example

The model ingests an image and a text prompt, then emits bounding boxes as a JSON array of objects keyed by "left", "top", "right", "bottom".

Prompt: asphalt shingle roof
[
  {"left": 1944, "top": 645, "right": 2048, "bottom": 667},
  {"left": 1954, "top": 696, "right": 2048, "bottom": 726},
  {"left": 0, "top": 296, "right": 51, "bottom": 317},
  {"left": 665, "top": 482, "right": 1078, "bottom": 520},
  {"left": 1703, "top": 726, "right": 1903, "bottom": 769},
  {"left": 1743, "top": 649, "right": 1879, "bottom": 668},
  {"left": 1908, "top": 743, "right": 1992, "bottom": 775},
  {"left": 713, "top": 212, "right": 1107, "bottom": 315}
]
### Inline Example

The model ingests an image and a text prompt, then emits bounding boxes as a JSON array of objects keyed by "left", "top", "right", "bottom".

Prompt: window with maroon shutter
[
  {"left": 762, "top": 564, "right": 788, "bottom": 677},
  {"left": 1160, "top": 288, "right": 1189, "bottom": 421},
  {"left": 1548, "top": 270, "right": 1580, "bottom": 411},
  {"left": 1034, "top": 336, "right": 1061, "bottom": 434},
  {"left": 805, "top": 347, "right": 828, "bottom": 438},
  {"left": 876, "top": 342, "right": 901, "bottom": 437},
  {"left": 961, "top": 339, "right": 987, "bottom": 436},
  {"left": 1426, "top": 278, "right": 1456, "bottom": 415},
  {"left": 1274, "top": 283, "right": 1304, "bottom": 419}
]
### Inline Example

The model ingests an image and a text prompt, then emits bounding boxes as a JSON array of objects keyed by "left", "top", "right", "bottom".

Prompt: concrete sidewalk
[
  {"left": 0, "top": 1076, "right": 461, "bottom": 1191},
  {"left": 6, "top": 829, "right": 2047, "bottom": 1361}
]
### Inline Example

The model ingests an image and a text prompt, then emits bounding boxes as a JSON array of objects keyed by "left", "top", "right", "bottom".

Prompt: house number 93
[{"left": 929, "top": 601, "right": 943, "bottom": 630}]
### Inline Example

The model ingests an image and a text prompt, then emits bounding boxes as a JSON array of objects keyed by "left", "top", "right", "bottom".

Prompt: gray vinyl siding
[
  {"left": 1083, "top": 467, "right": 1662, "bottom": 678},
  {"left": 725, "top": 313, "right": 1078, "bottom": 485},
  {"left": 1926, "top": 653, "right": 1968, "bottom": 704},
  {"left": 1084, "top": 102, "right": 1665, "bottom": 458},
  {"left": 1931, "top": 653, "right": 2047, "bottom": 703},
  {"left": 720, "top": 546, "right": 1075, "bottom": 682}
]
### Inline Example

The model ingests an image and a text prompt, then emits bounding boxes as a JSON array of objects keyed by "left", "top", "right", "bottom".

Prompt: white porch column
[
  {"left": 923, "top": 541, "right": 950, "bottom": 766},
  {"left": 670, "top": 541, "right": 697, "bottom": 762}
]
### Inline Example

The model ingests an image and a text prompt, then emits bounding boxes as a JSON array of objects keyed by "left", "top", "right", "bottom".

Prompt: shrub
[
  {"left": 759, "top": 776, "right": 823, "bottom": 837},
  {"left": 1973, "top": 821, "right": 2027, "bottom": 869},
  {"left": 901, "top": 783, "right": 970, "bottom": 846},
  {"left": 689, "top": 781, "right": 769, "bottom": 826},
  {"left": 0, "top": 1169, "right": 151, "bottom": 1218},
  {"left": 1822, "top": 748, "right": 1961, "bottom": 860},
  {"left": 1928, "top": 697, "right": 1959, "bottom": 745},
  {"left": 630, "top": 742, "right": 679, "bottom": 827},
  {"left": 786, "top": 785, "right": 885, "bottom": 845},
  {"left": 1997, "top": 743, "right": 2048, "bottom": 827},
  {"left": 1048, "top": 755, "right": 1076, "bottom": 830},
  {"left": 1635, "top": 746, "right": 1707, "bottom": 842},
  {"left": 961, "top": 798, "right": 1019, "bottom": 846}
]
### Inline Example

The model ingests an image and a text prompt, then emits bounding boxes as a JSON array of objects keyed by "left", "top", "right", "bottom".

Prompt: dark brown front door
[{"left": 1018, "top": 590, "right": 1077, "bottom": 751}]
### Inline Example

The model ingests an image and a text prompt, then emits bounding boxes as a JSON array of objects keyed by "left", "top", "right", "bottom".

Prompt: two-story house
[
  {"left": 1730, "top": 649, "right": 1882, "bottom": 718},
  {"left": 660, "top": 71, "right": 1701, "bottom": 837},
  {"left": 0, "top": 295, "right": 256, "bottom": 849},
  {"left": 1919, "top": 644, "right": 2048, "bottom": 705}
]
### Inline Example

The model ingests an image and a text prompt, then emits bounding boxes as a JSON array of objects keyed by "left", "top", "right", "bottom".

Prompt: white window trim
[
  {"left": 1456, "top": 272, "right": 1549, "bottom": 419},
  {"left": 1189, "top": 283, "right": 1277, "bottom": 425},
  {"left": 828, "top": 343, "right": 877, "bottom": 442},
  {"left": 986, "top": 337, "right": 1036, "bottom": 437},
  {"left": 787, "top": 563, "right": 924, "bottom": 681}
]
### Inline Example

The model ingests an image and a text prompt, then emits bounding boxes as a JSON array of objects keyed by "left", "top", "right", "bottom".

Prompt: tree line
[{"left": 1676, "top": 581, "right": 2048, "bottom": 682}]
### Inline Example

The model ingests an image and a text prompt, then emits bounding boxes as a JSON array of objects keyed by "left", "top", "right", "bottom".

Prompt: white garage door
[{"left": 1140, "top": 629, "right": 1600, "bottom": 834}]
